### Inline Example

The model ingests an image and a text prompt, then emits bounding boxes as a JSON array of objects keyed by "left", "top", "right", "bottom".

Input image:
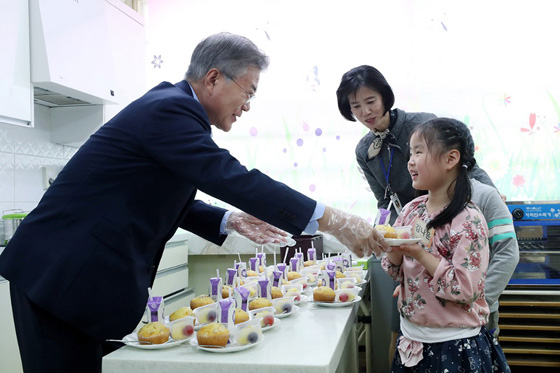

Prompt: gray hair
[{"left": 185, "top": 32, "right": 269, "bottom": 81}]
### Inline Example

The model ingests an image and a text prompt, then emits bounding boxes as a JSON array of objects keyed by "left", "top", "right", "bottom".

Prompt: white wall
[
  {"left": 145, "top": 0, "right": 560, "bottom": 223},
  {"left": 0, "top": 105, "right": 76, "bottom": 238}
]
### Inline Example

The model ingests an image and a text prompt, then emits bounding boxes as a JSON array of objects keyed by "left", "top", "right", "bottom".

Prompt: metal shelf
[{"left": 499, "top": 290, "right": 560, "bottom": 368}]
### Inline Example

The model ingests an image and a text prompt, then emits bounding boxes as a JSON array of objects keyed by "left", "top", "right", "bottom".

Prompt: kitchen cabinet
[
  {"left": 103, "top": 0, "right": 147, "bottom": 122},
  {"left": 49, "top": 0, "right": 147, "bottom": 146},
  {"left": 0, "top": 280, "right": 23, "bottom": 373},
  {"left": 0, "top": 0, "right": 32, "bottom": 127},
  {"left": 135, "top": 235, "right": 194, "bottom": 331}
]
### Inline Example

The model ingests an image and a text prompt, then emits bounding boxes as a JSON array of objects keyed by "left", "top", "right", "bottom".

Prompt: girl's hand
[
  {"left": 390, "top": 243, "right": 440, "bottom": 276},
  {"left": 390, "top": 243, "right": 424, "bottom": 260}
]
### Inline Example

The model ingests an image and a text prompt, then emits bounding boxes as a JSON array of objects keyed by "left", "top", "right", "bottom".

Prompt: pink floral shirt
[{"left": 382, "top": 195, "right": 490, "bottom": 328}]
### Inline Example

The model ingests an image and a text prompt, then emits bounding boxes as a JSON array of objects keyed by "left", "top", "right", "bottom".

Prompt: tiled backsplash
[{"left": 0, "top": 105, "right": 78, "bottom": 223}]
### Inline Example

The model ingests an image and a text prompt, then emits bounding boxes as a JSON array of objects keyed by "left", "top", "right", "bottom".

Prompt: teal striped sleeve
[{"left": 487, "top": 218, "right": 516, "bottom": 246}]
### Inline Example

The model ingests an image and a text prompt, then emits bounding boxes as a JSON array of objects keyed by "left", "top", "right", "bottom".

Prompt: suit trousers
[{"left": 9, "top": 283, "right": 119, "bottom": 373}]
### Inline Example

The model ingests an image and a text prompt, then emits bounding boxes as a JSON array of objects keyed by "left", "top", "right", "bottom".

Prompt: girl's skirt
[{"left": 392, "top": 327, "right": 511, "bottom": 373}]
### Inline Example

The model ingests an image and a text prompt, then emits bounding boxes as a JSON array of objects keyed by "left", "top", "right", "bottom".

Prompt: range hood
[{"left": 30, "top": 0, "right": 118, "bottom": 107}]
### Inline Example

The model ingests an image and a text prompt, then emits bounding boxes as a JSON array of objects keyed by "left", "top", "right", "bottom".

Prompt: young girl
[{"left": 382, "top": 118, "right": 510, "bottom": 372}]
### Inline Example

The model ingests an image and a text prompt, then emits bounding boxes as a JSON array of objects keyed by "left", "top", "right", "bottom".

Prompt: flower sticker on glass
[{"left": 520, "top": 113, "right": 538, "bottom": 135}]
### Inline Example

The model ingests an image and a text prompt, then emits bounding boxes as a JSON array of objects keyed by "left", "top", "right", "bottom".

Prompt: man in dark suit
[{"left": 0, "top": 32, "right": 388, "bottom": 372}]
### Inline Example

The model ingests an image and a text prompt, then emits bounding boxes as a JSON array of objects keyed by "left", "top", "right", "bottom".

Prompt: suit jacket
[{"left": 0, "top": 80, "right": 316, "bottom": 340}]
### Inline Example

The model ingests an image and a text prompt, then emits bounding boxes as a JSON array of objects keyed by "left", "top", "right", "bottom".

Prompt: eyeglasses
[{"left": 228, "top": 76, "right": 256, "bottom": 105}]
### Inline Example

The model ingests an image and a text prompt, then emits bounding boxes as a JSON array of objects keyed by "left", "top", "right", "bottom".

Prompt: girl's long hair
[{"left": 411, "top": 118, "right": 475, "bottom": 229}]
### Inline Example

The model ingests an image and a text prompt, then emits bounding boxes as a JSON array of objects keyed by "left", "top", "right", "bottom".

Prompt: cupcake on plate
[
  {"left": 169, "top": 306, "right": 193, "bottom": 321},
  {"left": 222, "top": 285, "right": 234, "bottom": 299},
  {"left": 287, "top": 271, "right": 302, "bottom": 281},
  {"left": 190, "top": 294, "right": 215, "bottom": 310},
  {"left": 234, "top": 308, "right": 250, "bottom": 324},
  {"left": 271, "top": 286, "right": 283, "bottom": 299},
  {"left": 197, "top": 323, "right": 229, "bottom": 347},
  {"left": 137, "top": 321, "right": 170, "bottom": 345},
  {"left": 313, "top": 286, "right": 336, "bottom": 303},
  {"left": 375, "top": 224, "right": 397, "bottom": 238},
  {"left": 249, "top": 297, "right": 272, "bottom": 310}
]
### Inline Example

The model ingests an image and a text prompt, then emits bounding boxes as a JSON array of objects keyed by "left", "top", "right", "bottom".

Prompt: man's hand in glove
[
  {"left": 318, "top": 206, "right": 389, "bottom": 258},
  {"left": 225, "top": 211, "right": 293, "bottom": 245}
]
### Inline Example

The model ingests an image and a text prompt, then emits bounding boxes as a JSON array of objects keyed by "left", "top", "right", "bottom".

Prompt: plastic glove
[
  {"left": 225, "top": 211, "right": 295, "bottom": 246},
  {"left": 319, "top": 207, "right": 389, "bottom": 258}
]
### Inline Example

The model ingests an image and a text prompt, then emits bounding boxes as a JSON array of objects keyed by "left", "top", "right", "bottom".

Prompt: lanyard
[
  {"left": 379, "top": 146, "right": 394, "bottom": 186},
  {"left": 379, "top": 145, "right": 403, "bottom": 214}
]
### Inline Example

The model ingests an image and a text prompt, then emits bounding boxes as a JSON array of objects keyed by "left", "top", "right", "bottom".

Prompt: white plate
[
  {"left": 386, "top": 238, "right": 422, "bottom": 246},
  {"left": 275, "top": 305, "right": 299, "bottom": 319},
  {"left": 261, "top": 317, "right": 281, "bottom": 331},
  {"left": 314, "top": 295, "right": 362, "bottom": 308},
  {"left": 121, "top": 333, "right": 192, "bottom": 349},
  {"left": 190, "top": 334, "right": 263, "bottom": 353}
]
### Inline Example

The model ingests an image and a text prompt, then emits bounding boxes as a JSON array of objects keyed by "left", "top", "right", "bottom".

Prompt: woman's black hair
[
  {"left": 336, "top": 65, "right": 395, "bottom": 121},
  {"left": 411, "top": 118, "right": 475, "bottom": 229}
]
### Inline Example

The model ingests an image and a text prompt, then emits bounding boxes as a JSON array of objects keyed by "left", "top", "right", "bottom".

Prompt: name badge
[
  {"left": 390, "top": 193, "right": 403, "bottom": 215},
  {"left": 413, "top": 218, "right": 434, "bottom": 247}
]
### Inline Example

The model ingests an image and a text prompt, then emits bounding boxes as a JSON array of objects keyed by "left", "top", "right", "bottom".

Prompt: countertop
[{"left": 102, "top": 293, "right": 362, "bottom": 372}]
